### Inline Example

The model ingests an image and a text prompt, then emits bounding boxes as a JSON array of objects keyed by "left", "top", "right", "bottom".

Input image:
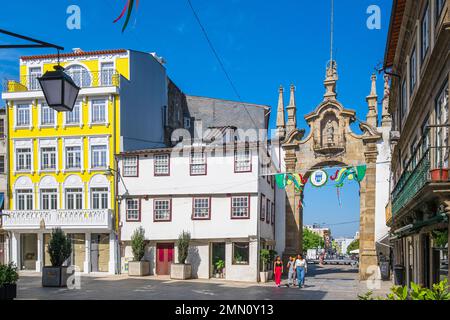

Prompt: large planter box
[
  {"left": 128, "top": 261, "right": 150, "bottom": 277},
  {"left": 170, "top": 264, "right": 192, "bottom": 280},
  {"left": 42, "top": 266, "right": 71, "bottom": 287},
  {"left": 0, "top": 284, "right": 17, "bottom": 300}
]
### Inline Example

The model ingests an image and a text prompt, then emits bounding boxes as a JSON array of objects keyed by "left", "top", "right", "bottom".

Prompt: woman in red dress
[{"left": 273, "top": 256, "right": 284, "bottom": 287}]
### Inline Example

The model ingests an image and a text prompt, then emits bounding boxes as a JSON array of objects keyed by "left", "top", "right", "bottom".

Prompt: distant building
[{"left": 334, "top": 238, "right": 354, "bottom": 255}]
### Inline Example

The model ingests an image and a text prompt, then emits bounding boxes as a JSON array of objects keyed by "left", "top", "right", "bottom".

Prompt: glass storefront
[{"left": 21, "top": 234, "right": 37, "bottom": 270}]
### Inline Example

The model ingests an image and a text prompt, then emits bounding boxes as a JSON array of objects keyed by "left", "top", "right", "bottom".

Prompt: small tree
[
  {"left": 131, "top": 227, "right": 146, "bottom": 262},
  {"left": 260, "top": 249, "right": 270, "bottom": 272},
  {"left": 347, "top": 239, "right": 360, "bottom": 255},
  {"left": 303, "top": 228, "right": 323, "bottom": 250},
  {"left": 47, "top": 228, "right": 72, "bottom": 267},
  {"left": 177, "top": 231, "right": 191, "bottom": 264}
]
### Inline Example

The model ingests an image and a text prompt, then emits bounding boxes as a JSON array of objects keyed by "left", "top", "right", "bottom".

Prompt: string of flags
[{"left": 274, "top": 165, "right": 367, "bottom": 207}]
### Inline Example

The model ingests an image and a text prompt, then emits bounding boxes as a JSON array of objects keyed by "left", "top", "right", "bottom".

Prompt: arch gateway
[{"left": 275, "top": 62, "right": 392, "bottom": 280}]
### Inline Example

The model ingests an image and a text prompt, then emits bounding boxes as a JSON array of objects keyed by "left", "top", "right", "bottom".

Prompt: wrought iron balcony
[
  {"left": 1, "top": 209, "right": 114, "bottom": 230},
  {"left": 2, "top": 70, "right": 120, "bottom": 93},
  {"left": 391, "top": 125, "right": 450, "bottom": 217}
]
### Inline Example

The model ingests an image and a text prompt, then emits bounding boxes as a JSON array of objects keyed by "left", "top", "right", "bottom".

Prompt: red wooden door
[{"left": 156, "top": 243, "right": 174, "bottom": 275}]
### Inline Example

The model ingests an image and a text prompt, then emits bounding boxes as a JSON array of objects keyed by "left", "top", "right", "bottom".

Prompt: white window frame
[
  {"left": 64, "top": 101, "right": 83, "bottom": 127},
  {"left": 154, "top": 199, "right": 171, "bottom": 222},
  {"left": 89, "top": 99, "right": 109, "bottom": 127},
  {"left": 123, "top": 156, "right": 138, "bottom": 177},
  {"left": 231, "top": 196, "right": 250, "bottom": 219},
  {"left": 154, "top": 154, "right": 170, "bottom": 176},
  {"left": 40, "top": 188, "right": 58, "bottom": 210},
  {"left": 63, "top": 138, "right": 83, "bottom": 173},
  {"left": 91, "top": 187, "right": 109, "bottom": 210},
  {"left": 234, "top": 149, "right": 252, "bottom": 173},
  {"left": 29, "top": 67, "right": 42, "bottom": 91},
  {"left": 65, "top": 64, "right": 91, "bottom": 88},
  {"left": 88, "top": 136, "right": 109, "bottom": 172},
  {"left": 100, "top": 62, "right": 115, "bottom": 86},
  {"left": 65, "top": 188, "right": 83, "bottom": 210},
  {"left": 192, "top": 197, "right": 211, "bottom": 220},
  {"left": 38, "top": 102, "right": 57, "bottom": 128},
  {"left": 16, "top": 189, "right": 33, "bottom": 210},
  {"left": 40, "top": 146, "right": 57, "bottom": 171},
  {"left": 126, "top": 199, "right": 140, "bottom": 221},
  {"left": 190, "top": 152, "right": 207, "bottom": 175},
  {"left": 91, "top": 145, "right": 108, "bottom": 170},
  {"left": 13, "top": 139, "right": 33, "bottom": 174},
  {"left": 15, "top": 104, "right": 32, "bottom": 130}
]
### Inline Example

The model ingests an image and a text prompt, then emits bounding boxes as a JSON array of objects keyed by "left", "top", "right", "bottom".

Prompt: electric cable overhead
[{"left": 186, "top": 0, "right": 260, "bottom": 130}]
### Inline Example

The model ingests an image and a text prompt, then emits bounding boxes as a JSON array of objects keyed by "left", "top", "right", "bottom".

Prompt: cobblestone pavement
[{"left": 16, "top": 264, "right": 392, "bottom": 300}]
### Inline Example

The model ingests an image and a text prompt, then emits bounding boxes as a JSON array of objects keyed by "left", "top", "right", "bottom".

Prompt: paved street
[{"left": 16, "top": 265, "right": 392, "bottom": 300}]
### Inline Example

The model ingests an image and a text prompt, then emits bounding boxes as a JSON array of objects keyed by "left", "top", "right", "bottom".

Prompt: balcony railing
[
  {"left": 392, "top": 125, "right": 450, "bottom": 216},
  {"left": 1, "top": 209, "right": 114, "bottom": 230},
  {"left": 2, "top": 70, "right": 120, "bottom": 93}
]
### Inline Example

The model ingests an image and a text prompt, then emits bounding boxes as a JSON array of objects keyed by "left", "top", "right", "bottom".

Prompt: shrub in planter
[
  {"left": 259, "top": 249, "right": 270, "bottom": 283},
  {"left": 128, "top": 227, "right": 150, "bottom": 276},
  {"left": 0, "top": 262, "right": 19, "bottom": 300},
  {"left": 214, "top": 259, "right": 225, "bottom": 278},
  {"left": 42, "top": 228, "right": 72, "bottom": 287},
  {"left": 171, "top": 231, "right": 192, "bottom": 280}
]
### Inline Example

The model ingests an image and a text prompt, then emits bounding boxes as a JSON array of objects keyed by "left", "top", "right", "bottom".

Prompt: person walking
[
  {"left": 295, "top": 254, "right": 308, "bottom": 289},
  {"left": 273, "top": 256, "right": 283, "bottom": 287},
  {"left": 286, "top": 256, "right": 296, "bottom": 287}
]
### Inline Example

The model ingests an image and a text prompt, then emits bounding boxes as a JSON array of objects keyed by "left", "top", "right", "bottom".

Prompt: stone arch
[{"left": 282, "top": 104, "right": 381, "bottom": 281}]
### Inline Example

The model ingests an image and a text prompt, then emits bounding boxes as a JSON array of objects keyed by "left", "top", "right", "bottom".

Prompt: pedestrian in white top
[{"left": 295, "top": 254, "right": 308, "bottom": 288}]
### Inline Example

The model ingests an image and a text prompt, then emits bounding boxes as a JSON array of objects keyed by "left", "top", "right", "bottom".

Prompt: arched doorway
[{"left": 276, "top": 66, "right": 390, "bottom": 280}]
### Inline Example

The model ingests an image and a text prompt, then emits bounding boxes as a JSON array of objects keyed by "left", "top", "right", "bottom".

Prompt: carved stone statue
[{"left": 326, "top": 120, "right": 334, "bottom": 144}]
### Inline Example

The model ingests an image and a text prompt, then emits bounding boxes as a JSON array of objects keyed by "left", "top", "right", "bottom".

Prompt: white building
[{"left": 117, "top": 138, "right": 282, "bottom": 282}]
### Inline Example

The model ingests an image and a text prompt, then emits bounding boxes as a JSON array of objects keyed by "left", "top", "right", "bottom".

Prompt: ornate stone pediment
[{"left": 283, "top": 129, "right": 305, "bottom": 146}]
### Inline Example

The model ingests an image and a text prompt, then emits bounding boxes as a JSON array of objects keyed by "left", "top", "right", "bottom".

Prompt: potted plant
[
  {"left": 268, "top": 250, "right": 277, "bottom": 280},
  {"left": 260, "top": 249, "right": 270, "bottom": 283},
  {"left": 0, "top": 262, "right": 19, "bottom": 300},
  {"left": 170, "top": 231, "right": 192, "bottom": 280},
  {"left": 128, "top": 227, "right": 150, "bottom": 276},
  {"left": 42, "top": 228, "right": 72, "bottom": 287},
  {"left": 214, "top": 259, "right": 225, "bottom": 278},
  {"left": 430, "top": 165, "right": 449, "bottom": 181}
]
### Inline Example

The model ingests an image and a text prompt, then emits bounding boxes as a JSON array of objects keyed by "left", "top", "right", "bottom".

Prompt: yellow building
[{"left": 1, "top": 49, "right": 169, "bottom": 274}]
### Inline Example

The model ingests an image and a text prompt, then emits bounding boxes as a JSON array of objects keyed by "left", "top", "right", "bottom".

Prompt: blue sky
[{"left": 0, "top": 0, "right": 392, "bottom": 237}]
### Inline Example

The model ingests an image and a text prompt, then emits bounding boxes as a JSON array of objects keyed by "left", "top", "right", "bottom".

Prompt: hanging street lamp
[
  {"left": 38, "top": 65, "right": 80, "bottom": 112},
  {"left": 0, "top": 29, "right": 79, "bottom": 112}
]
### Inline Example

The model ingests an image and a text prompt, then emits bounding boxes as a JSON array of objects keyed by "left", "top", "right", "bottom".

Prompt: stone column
[
  {"left": 284, "top": 148, "right": 300, "bottom": 256},
  {"left": 108, "top": 232, "right": 117, "bottom": 275},
  {"left": 84, "top": 232, "right": 91, "bottom": 274},
  {"left": 11, "top": 232, "right": 19, "bottom": 269},
  {"left": 359, "top": 143, "right": 379, "bottom": 280},
  {"left": 36, "top": 233, "right": 43, "bottom": 272}
]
